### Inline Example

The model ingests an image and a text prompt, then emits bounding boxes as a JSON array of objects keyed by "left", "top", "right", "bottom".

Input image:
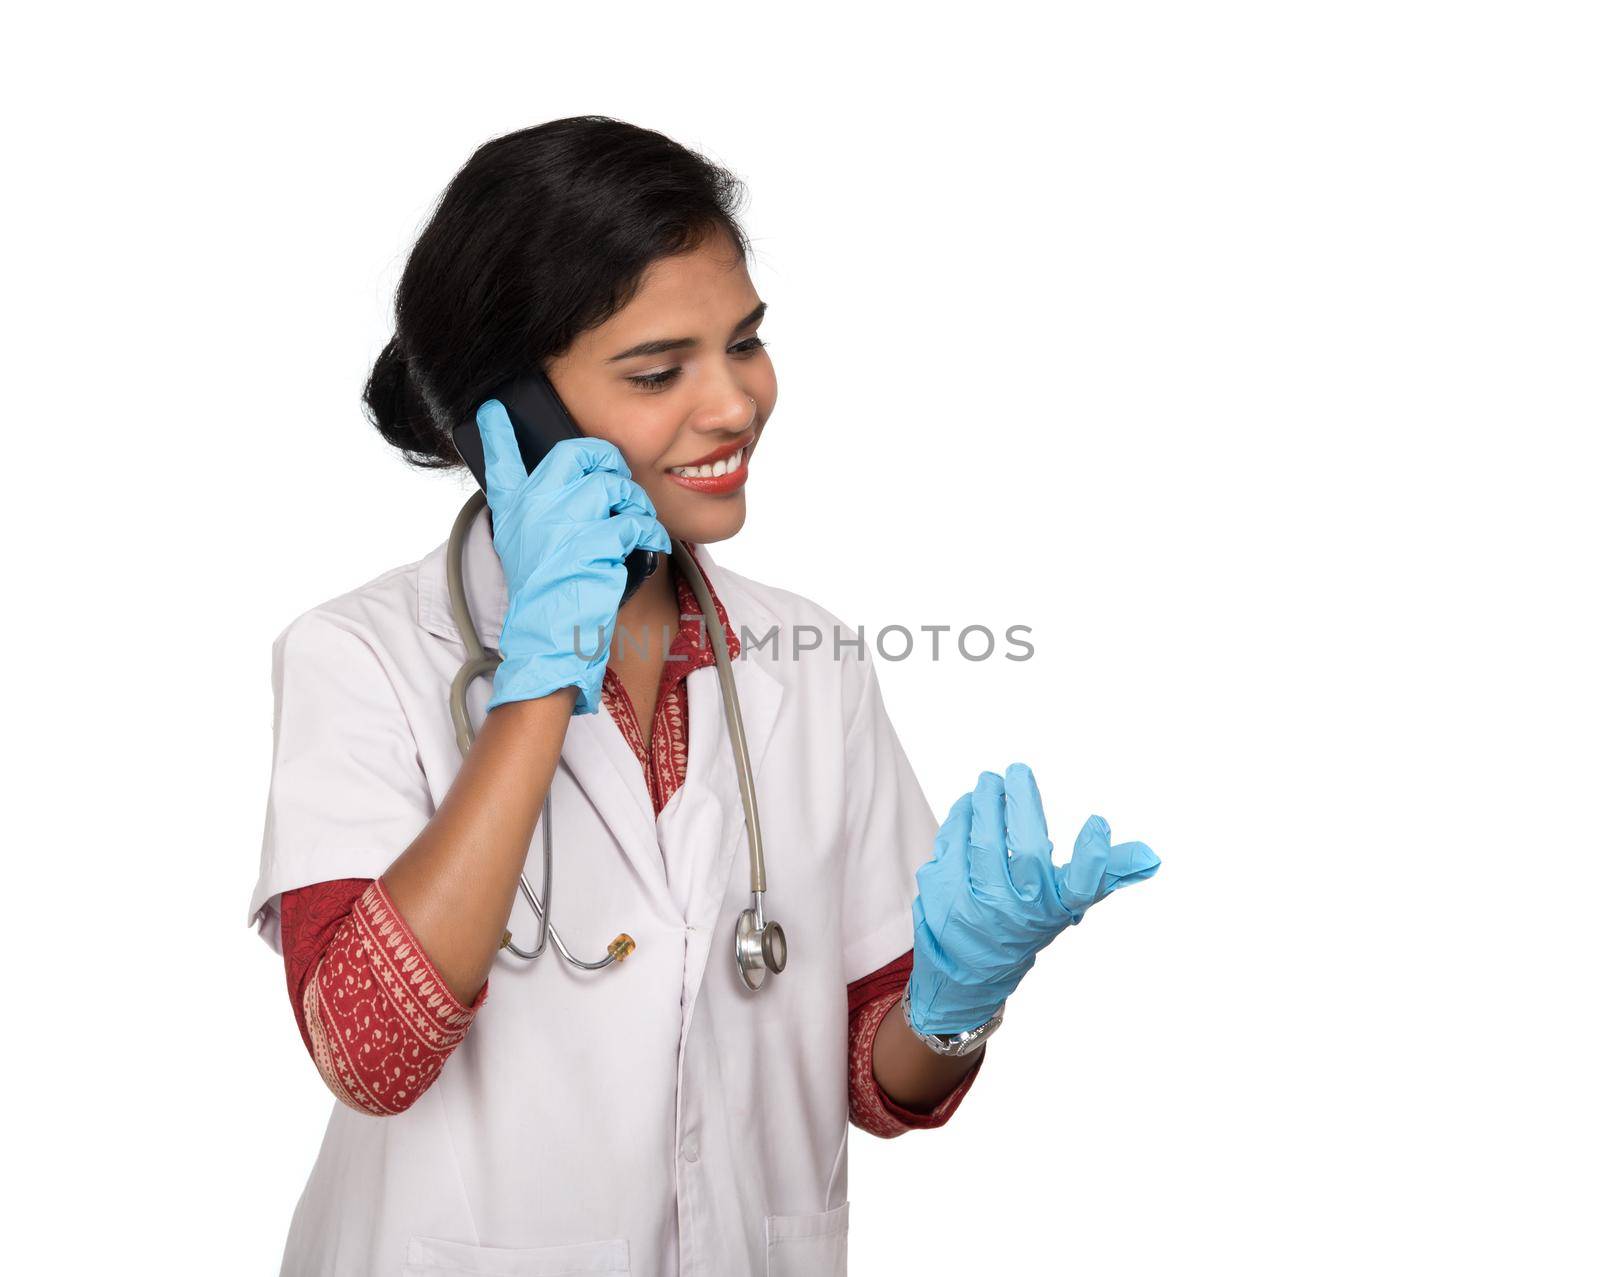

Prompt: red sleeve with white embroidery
[
  {"left": 279, "top": 876, "right": 488, "bottom": 1116},
  {"left": 846, "top": 948, "right": 985, "bottom": 1138},
  {"left": 282, "top": 882, "right": 977, "bottom": 1130}
]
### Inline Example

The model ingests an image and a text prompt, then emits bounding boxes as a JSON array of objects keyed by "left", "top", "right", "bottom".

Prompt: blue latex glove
[
  {"left": 476, "top": 398, "right": 671, "bottom": 716},
  {"left": 906, "top": 763, "right": 1161, "bottom": 1035}
]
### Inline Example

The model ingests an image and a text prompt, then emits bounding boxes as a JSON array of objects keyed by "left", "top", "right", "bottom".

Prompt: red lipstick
[{"left": 665, "top": 431, "right": 756, "bottom": 496}]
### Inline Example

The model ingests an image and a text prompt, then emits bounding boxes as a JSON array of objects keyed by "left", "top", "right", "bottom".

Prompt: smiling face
[{"left": 542, "top": 228, "right": 776, "bottom": 545}]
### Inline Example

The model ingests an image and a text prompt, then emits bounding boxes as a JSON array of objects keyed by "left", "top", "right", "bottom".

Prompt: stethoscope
[{"left": 444, "top": 492, "right": 788, "bottom": 992}]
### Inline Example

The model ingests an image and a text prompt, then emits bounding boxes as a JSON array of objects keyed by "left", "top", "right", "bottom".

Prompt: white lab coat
[{"left": 247, "top": 506, "right": 940, "bottom": 1277}]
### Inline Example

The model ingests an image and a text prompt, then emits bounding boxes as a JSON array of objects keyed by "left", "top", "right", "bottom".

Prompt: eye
[
  {"left": 626, "top": 369, "right": 681, "bottom": 392},
  {"left": 625, "top": 335, "right": 769, "bottom": 393}
]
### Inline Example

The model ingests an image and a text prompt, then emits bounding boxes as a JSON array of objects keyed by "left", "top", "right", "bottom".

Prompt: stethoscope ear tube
[
  {"left": 447, "top": 491, "right": 495, "bottom": 756},
  {"left": 674, "top": 539, "right": 786, "bottom": 992},
  {"left": 671, "top": 539, "right": 765, "bottom": 893},
  {"left": 448, "top": 491, "right": 624, "bottom": 972}
]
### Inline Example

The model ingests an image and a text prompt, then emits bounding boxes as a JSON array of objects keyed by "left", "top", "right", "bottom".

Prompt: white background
[{"left": 4, "top": 3, "right": 1596, "bottom": 1272}]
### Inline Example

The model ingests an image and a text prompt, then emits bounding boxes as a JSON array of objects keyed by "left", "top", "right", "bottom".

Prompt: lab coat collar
[{"left": 415, "top": 501, "right": 786, "bottom": 929}]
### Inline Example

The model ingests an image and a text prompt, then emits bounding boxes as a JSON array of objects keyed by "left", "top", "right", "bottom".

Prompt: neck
[{"left": 614, "top": 546, "right": 684, "bottom": 663}]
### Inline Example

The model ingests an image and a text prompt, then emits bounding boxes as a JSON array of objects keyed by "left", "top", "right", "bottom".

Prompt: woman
[{"left": 247, "top": 116, "right": 1159, "bottom": 1277}]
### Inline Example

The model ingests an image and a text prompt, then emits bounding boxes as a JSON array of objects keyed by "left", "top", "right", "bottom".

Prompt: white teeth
[{"left": 671, "top": 448, "right": 745, "bottom": 479}]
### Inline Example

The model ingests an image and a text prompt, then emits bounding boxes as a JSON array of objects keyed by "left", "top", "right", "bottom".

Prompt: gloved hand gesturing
[
  {"left": 907, "top": 762, "right": 1162, "bottom": 1035},
  {"left": 476, "top": 398, "right": 672, "bottom": 716}
]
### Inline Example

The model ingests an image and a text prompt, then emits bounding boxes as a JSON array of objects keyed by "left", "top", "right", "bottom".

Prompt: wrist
[
  {"left": 904, "top": 961, "right": 1012, "bottom": 1037},
  {"left": 488, "top": 653, "right": 601, "bottom": 715},
  {"left": 898, "top": 986, "right": 1005, "bottom": 1057}
]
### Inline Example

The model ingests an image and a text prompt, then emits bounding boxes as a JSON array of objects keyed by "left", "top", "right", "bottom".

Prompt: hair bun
[{"left": 363, "top": 336, "right": 445, "bottom": 466}]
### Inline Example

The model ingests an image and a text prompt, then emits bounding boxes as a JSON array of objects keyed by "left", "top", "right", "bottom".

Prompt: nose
[{"left": 691, "top": 374, "right": 759, "bottom": 436}]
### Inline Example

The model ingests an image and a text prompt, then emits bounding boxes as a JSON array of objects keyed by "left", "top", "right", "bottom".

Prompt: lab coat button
[{"left": 681, "top": 1137, "right": 700, "bottom": 1163}]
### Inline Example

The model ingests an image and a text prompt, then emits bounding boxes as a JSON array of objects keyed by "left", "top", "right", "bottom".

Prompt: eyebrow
[{"left": 606, "top": 301, "right": 768, "bottom": 363}]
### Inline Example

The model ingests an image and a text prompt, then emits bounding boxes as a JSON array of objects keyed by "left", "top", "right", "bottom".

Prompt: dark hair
[{"left": 363, "top": 116, "right": 752, "bottom": 469}]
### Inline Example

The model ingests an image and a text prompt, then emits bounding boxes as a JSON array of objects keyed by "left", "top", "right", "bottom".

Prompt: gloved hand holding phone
[
  {"left": 475, "top": 398, "right": 672, "bottom": 716},
  {"left": 906, "top": 762, "right": 1161, "bottom": 1036}
]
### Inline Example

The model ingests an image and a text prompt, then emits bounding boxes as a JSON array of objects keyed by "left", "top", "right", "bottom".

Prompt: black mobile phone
[{"left": 452, "top": 369, "right": 659, "bottom": 606}]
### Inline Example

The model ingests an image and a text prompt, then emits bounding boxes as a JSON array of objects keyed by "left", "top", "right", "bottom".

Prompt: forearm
[
  {"left": 871, "top": 998, "right": 985, "bottom": 1112},
  {"left": 380, "top": 689, "right": 577, "bottom": 1004}
]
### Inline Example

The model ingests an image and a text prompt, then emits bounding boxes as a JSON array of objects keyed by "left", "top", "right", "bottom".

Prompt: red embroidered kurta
[{"left": 279, "top": 546, "right": 979, "bottom": 1134}]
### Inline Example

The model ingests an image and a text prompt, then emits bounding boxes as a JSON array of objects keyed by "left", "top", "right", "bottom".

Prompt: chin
[{"left": 664, "top": 497, "right": 746, "bottom": 546}]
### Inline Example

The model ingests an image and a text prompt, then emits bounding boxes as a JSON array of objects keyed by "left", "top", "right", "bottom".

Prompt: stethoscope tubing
[
  {"left": 444, "top": 491, "right": 774, "bottom": 978},
  {"left": 448, "top": 491, "right": 618, "bottom": 968}
]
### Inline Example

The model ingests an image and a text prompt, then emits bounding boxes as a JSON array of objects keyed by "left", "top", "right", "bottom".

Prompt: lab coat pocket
[
  {"left": 763, "top": 1200, "right": 849, "bottom": 1277},
  {"left": 402, "top": 1233, "right": 630, "bottom": 1275}
]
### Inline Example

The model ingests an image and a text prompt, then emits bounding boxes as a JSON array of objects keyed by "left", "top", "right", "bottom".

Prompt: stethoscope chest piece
[{"left": 735, "top": 905, "right": 787, "bottom": 992}]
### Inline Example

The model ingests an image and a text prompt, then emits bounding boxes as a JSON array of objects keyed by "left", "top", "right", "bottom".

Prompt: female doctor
[{"left": 248, "top": 116, "right": 1160, "bottom": 1277}]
